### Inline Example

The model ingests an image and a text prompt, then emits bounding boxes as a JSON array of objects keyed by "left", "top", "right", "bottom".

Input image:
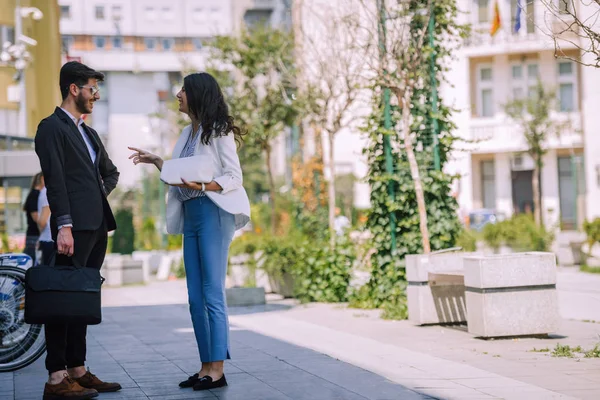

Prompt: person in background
[
  {"left": 22, "top": 172, "right": 43, "bottom": 263},
  {"left": 36, "top": 176, "right": 54, "bottom": 265}
]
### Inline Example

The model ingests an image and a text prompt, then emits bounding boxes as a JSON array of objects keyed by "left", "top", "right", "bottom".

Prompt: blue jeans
[{"left": 183, "top": 196, "right": 235, "bottom": 362}]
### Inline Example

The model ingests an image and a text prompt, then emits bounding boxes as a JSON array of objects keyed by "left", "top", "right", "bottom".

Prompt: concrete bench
[
  {"left": 407, "top": 250, "right": 470, "bottom": 326},
  {"left": 407, "top": 250, "right": 559, "bottom": 338},
  {"left": 463, "top": 252, "right": 559, "bottom": 338},
  {"left": 102, "top": 254, "right": 144, "bottom": 286}
]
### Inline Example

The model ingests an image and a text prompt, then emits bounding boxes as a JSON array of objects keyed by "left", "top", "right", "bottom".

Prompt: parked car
[{"left": 467, "top": 209, "right": 506, "bottom": 232}]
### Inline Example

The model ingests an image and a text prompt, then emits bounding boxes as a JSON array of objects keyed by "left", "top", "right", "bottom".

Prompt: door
[
  {"left": 511, "top": 170, "right": 534, "bottom": 215},
  {"left": 558, "top": 156, "right": 577, "bottom": 230}
]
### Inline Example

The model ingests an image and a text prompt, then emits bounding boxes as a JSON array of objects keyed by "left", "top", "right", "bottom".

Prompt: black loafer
[
  {"left": 193, "top": 374, "right": 227, "bottom": 391},
  {"left": 179, "top": 373, "right": 201, "bottom": 388}
]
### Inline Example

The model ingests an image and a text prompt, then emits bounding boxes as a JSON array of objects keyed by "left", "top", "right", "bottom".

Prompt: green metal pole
[
  {"left": 428, "top": 4, "right": 441, "bottom": 172},
  {"left": 378, "top": 0, "right": 397, "bottom": 252}
]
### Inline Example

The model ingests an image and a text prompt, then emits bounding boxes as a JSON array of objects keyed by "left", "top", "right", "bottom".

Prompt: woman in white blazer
[{"left": 128, "top": 72, "right": 250, "bottom": 391}]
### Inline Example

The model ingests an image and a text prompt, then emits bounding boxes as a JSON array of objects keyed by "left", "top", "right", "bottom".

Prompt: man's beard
[{"left": 75, "top": 93, "right": 92, "bottom": 114}]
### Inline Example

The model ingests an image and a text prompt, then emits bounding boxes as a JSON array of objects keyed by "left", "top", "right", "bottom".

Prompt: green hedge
[
  {"left": 229, "top": 232, "right": 356, "bottom": 303},
  {"left": 482, "top": 214, "right": 554, "bottom": 252}
]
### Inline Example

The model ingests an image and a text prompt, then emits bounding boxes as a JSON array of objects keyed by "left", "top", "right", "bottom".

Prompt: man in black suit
[{"left": 35, "top": 61, "right": 121, "bottom": 399}]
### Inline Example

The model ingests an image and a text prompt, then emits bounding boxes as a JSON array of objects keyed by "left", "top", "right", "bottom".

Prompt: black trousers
[
  {"left": 38, "top": 241, "right": 55, "bottom": 266},
  {"left": 45, "top": 222, "right": 107, "bottom": 374}
]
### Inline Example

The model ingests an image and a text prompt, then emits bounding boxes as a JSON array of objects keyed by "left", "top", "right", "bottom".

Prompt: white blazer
[{"left": 165, "top": 125, "right": 251, "bottom": 234}]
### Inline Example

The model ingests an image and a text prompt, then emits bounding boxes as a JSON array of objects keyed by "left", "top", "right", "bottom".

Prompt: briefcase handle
[{"left": 47, "top": 252, "right": 106, "bottom": 285}]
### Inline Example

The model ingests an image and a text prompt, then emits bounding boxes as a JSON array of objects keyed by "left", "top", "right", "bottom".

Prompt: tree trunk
[
  {"left": 265, "top": 147, "right": 277, "bottom": 234},
  {"left": 327, "top": 131, "right": 336, "bottom": 248},
  {"left": 400, "top": 91, "right": 431, "bottom": 253},
  {"left": 532, "top": 159, "right": 543, "bottom": 227}
]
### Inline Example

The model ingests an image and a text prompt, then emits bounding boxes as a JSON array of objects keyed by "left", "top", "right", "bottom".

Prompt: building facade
[
  {"left": 0, "top": 0, "right": 61, "bottom": 234},
  {"left": 445, "top": 0, "right": 599, "bottom": 231},
  {"left": 58, "top": 0, "right": 234, "bottom": 187}
]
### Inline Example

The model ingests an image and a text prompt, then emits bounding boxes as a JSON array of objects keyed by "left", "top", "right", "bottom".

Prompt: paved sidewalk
[
  {"left": 4, "top": 268, "right": 600, "bottom": 399},
  {"left": 4, "top": 304, "right": 429, "bottom": 400}
]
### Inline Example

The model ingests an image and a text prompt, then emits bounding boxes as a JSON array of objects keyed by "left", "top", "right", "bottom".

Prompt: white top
[
  {"left": 165, "top": 125, "right": 251, "bottom": 233},
  {"left": 37, "top": 188, "right": 52, "bottom": 242},
  {"left": 59, "top": 107, "right": 97, "bottom": 164}
]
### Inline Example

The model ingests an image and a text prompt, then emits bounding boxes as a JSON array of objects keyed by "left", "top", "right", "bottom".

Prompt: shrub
[
  {"left": 112, "top": 208, "right": 135, "bottom": 255},
  {"left": 229, "top": 231, "right": 355, "bottom": 303},
  {"left": 456, "top": 229, "right": 477, "bottom": 252},
  {"left": 292, "top": 235, "right": 355, "bottom": 303},
  {"left": 583, "top": 218, "right": 600, "bottom": 255},
  {"left": 482, "top": 214, "right": 553, "bottom": 252}
]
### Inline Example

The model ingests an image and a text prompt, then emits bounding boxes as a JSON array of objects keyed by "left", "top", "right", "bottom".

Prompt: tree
[
  {"left": 355, "top": 0, "right": 464, "bottom": 253},
  {"left": 539, "top": 0, "right": 600, "bottom": 68},
  {"left": 504, "top": 82, "right": 565, "bottom": 227},
  {"left": 300, "top": 0, "right": 368, "bottom": 247},
  {"left": 209, "top": 26, "right": 305, "bottom": 233},
  {"left": 350, "top": 0, "right": 465, "bottom": 318}
]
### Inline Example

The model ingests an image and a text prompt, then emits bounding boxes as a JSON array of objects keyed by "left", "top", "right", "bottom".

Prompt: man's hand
[{"left": 57, "top": 227, "right": 74, "bottom": 257}]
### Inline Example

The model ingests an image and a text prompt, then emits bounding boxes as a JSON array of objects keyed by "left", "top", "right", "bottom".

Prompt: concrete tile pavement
[
  {"left": 2, "top": 304, "right": 431, "bottom": 400},
  {"left": 3, "top": 267, "right": 599, "bottom": 399}
]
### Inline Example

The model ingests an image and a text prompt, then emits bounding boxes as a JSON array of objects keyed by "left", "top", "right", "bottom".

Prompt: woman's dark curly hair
[{"left": 183, "top": 72, "right": 244, "bottom": 146}]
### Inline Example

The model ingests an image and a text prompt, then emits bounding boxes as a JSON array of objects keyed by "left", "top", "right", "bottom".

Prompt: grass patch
[
  {"left": 530, "top": 347, "right": 550, "bottom": 353},
  {"left": 585, "top": 344, "right": 600, "bottom": 358},
  {"left": 580, "top": 264, "right": 600, "bottom": 274},
  {"left": 550, "top": 343, "right": 595, "bottom": 358}
]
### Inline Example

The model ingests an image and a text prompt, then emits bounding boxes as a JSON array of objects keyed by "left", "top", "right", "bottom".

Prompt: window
[
  {"left": 481, "top": 160, "right": 496, "bottom": 209},
  {"left": 112, "top": 36, "right": 122, "bottom": 49},
  {"left": 112, "top": 5, "right": 122, "bottom": 20},
  {"left": 93, "top": 36, "right": 106, "bottom": 49},
  {"left": 60, "top": 5, "right": 71, "bottom": 19},
  {"left": 162, "top": 7, "right": 175, "bottom": 20},
  {"left": 193, "top": 8, "right": 204, "bottom": 22},
  {"left": 145, "top": 7, "right": 157, "bottom": 20},
  {"left": 161, "top": 38, "right": 175, "bottom": 50},
  {"left": 477, "top": 66, "right": 494, "bottom": 117},
  {"left": 511, "top": 62, "right": 539, "bottom": 100},
  {"left": 61, "top": 35, "right": 74, "bottom": 53},
  {"left": 526, "top": 0, "right": 535, "bottom": 33},
  {"left": 0, "top": 25, "right": 15, "bottom": 45},
  {"left": 192, "top": 38, "right": 203, "bottom": 50},
  {"left": 95, "top": 5, "right": 105, "bottom": 20},
  {"left": 144, "top": 37, "right": 157, "bottom": 50},
  {"left": 476, "top": 0, "right": 489, "bottom": 23},
  {"left": 557, "top": 61, "right": 576, "bottom": 112}
]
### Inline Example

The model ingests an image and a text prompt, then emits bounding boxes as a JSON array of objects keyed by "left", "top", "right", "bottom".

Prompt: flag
[
  {"left": 514, "top": 0, "right": 522, "bottom": 33},
  {"left": 490, "top": 0, "right": 501, "bottom": 36}
]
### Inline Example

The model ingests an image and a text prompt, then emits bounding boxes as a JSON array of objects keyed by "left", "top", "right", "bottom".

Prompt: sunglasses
[{"left": 78, "top": 85, "right": 100, "bottom": 96}]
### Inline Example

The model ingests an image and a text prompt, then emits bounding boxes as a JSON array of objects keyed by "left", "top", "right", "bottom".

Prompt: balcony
[
  {"left": 251, "top": 0, "right": 276, "bottom": 10},
  {"left": 469, "top": 112, "right": 583, "bottom": 154},
  {"left": 463, "top": 23, "right": 581, "bottom": 57}
]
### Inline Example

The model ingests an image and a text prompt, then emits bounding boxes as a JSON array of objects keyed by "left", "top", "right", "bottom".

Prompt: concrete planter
[
  {"left": 102, "top": 254, "right": 144, "bottom": 286},
  {"left": 268, "top": 272, "right": 294, "bottom": 298},
  {"left": 226, "top": 287, "right": 266, "bottom": 307},
  {"left": 463, "top": 252, "right": 559, "bottom": 338},
  {"left": 407, "top": 252, "right": 470, "bottom": 326}
]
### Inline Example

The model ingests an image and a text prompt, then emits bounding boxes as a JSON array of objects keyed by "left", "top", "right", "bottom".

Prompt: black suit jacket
[{"left": 35, "top": 107, "right": 119, "bottom": 232}]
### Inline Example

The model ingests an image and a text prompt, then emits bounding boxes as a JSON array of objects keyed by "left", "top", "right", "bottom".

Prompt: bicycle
[{"left": 0, "top": 253, "right": 46, "bottom": 372}]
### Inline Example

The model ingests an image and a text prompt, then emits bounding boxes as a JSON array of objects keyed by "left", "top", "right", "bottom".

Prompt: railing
[
  {"left": 469, "top": 114, "right": 583, "bottom": 153},
  {"left": 465, "top": 27, "right": 546, "bottom": 48},
  {"left": 251, "top": 0, "right": 276, "bottom": 10}
]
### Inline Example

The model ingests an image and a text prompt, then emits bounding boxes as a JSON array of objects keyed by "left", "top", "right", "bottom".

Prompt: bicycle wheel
[{"left": 0, "top": 266, "right": 46, "bottom": 372}]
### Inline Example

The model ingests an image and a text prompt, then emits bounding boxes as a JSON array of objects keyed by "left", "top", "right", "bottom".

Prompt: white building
[
  {"left": 58, "top": 0, "right": 233, "bottom": 187},
  {"left": 445, "top": 0, "right": 600, "bottom": 231}
]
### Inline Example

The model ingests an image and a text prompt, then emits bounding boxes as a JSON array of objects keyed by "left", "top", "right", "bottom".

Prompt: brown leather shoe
[
  {"left": 74, "top": 369, "right": 122, "bottom": 393},
  {"left": 43, "top": 375, "right": 98, "bottom": 400}
]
